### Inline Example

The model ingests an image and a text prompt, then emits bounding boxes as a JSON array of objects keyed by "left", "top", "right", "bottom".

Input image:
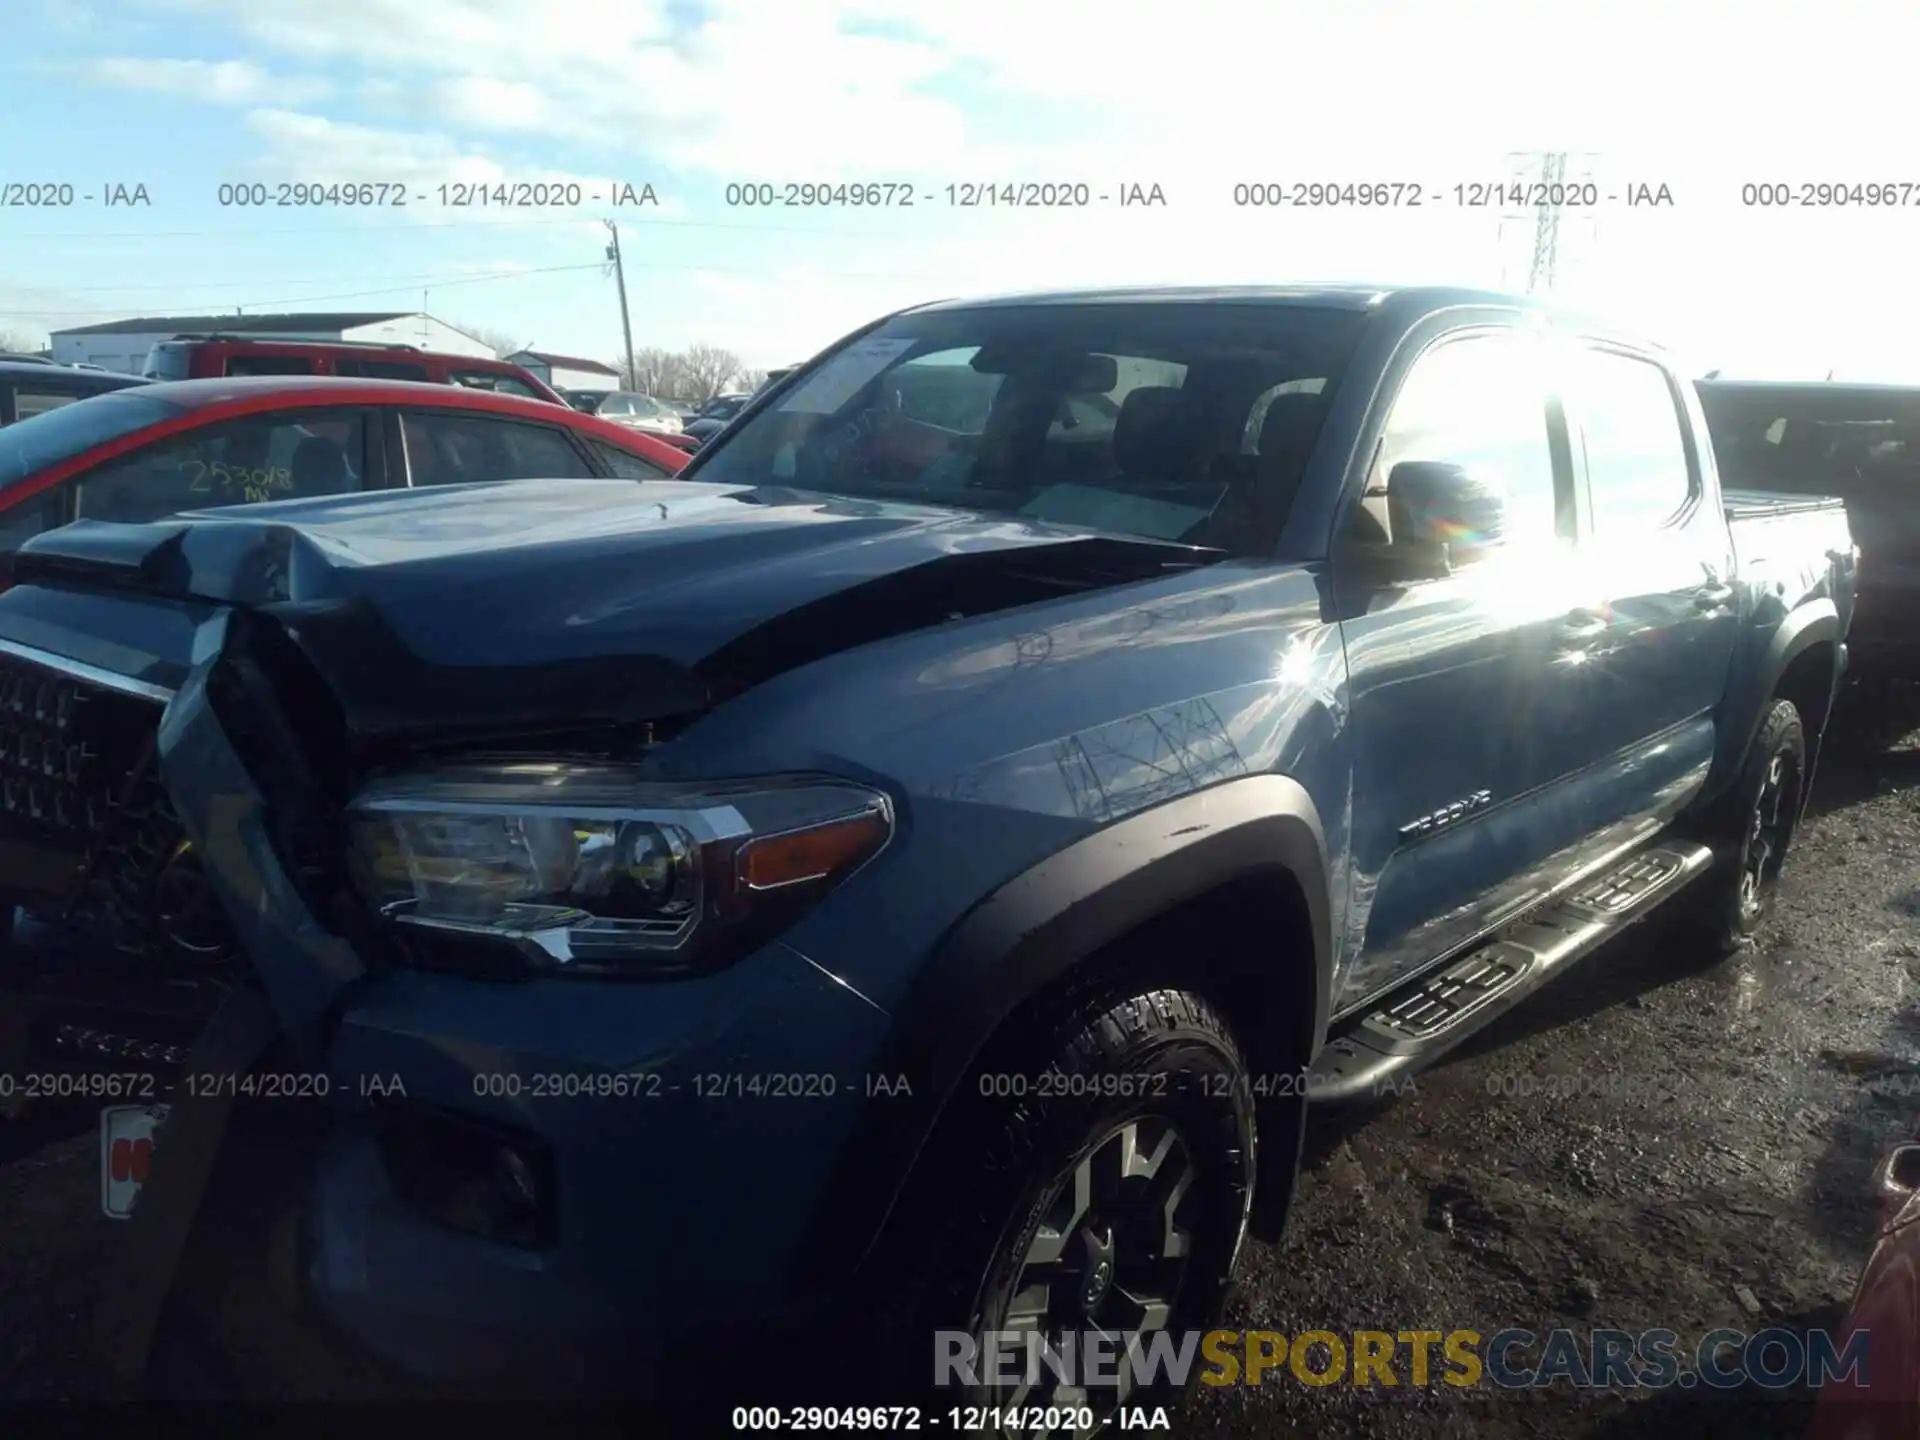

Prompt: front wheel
[
  {"left": 914, "top": 990, "right": 1260, "bottom": 1435},
  {"left": 1678, "top": 698, "right": 1807, "bottom": 957}
]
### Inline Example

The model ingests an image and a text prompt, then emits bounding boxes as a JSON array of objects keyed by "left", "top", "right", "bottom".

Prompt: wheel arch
[
  {"left": 1713, "top": 599, "right": 1842, "bottom": 798},
  {"left": 790, "top": 773, "right": 1334, "bottom": 1296}
]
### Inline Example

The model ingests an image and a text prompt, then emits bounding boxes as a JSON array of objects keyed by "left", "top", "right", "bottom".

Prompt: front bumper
[{"left": 0, "top": 627, "right": 896, "bottom": 1397}]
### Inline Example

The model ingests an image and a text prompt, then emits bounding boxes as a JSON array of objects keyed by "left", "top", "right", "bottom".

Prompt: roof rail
[{"left": 165, "top": 333, "right": 426, "bottom": 351}]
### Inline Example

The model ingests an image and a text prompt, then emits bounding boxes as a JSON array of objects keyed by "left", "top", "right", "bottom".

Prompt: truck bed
[{"left": 1723, "top": 487, "right": 1849, "bottom": 523}]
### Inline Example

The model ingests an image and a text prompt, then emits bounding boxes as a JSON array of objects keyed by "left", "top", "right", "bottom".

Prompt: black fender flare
[
  {"left": 1713, "top": 599, "right": 1842, "bottom": 796},
  {"left": 791, "top": 773, "right": 1333, "bottom": 1293}
]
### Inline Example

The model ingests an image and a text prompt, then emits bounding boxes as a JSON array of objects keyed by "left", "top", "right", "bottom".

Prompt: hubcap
[
  {"left": 982, "top": 1117, "right": 1197, "bottom": 1437},
  {"left": 1738, "top": 747, "right": 1800, "bottom": 922}
]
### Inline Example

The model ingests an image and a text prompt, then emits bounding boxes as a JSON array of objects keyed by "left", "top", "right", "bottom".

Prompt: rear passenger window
[
  {"left": 0, "top": 487, "right": 70, "bottom": 551},
  {"left": 450, "top": 370, "right": 543, "bottom": 400},
  {"left": 401, "top": 412, "right": 594, "bottom": 486},
  {"left": 71, "top": 412, "right": 367, "bottom": 523},
  {"left": 224, "top": 356, "right": 315, "bottom": 377},
  {"left": 588, "top": 440, "right": 669, "bottom": 480},
  {"left": 336, "top": 360, "right": 430, "bottom": 381},
  {"left": 12, "top": 389, "right": 83, "bottom": 423},
  {"left": 1579, "top": 351, "right": 1693, "bottom": 533}
]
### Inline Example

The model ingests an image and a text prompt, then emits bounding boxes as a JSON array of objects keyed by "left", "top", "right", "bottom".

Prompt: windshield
[
  {"left": 0, "top": 390, "right": 182, "bottom": 485},
  {"left": 688, "top": 301, "right": 1366, "bottom": 552},
  {"left": 1697, "top": 382, "right": 1920, "bottom": 495},
  {"left": 142, "top": 343, "right": 191, "bottom": 381}
]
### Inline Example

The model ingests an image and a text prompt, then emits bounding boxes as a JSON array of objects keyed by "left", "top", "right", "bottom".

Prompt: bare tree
[
  {"left": 615, "top": 344, "right": 755, "bottom": 402},
  {"left": 680, "top": 344, "right": 744, "bottom": 404},
  {"left": 734, "top": 367, "right": 768, "bottom": 395},
  {"left": 0, "top": 327, "right": 47, "bottom": 355},
  {"left": 622, "top": 346, "right": 688, "bottom": 397},
  {"left": 450, "top": 321, "right": 525, "bottom": 358}
]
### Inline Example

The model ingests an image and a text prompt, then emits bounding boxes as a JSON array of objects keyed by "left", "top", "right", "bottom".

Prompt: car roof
[
  {"left": 901, "top": 283, "right": 1658, "bottom": 354},
  {"left": 126, "top": 374, "right": 685, "bottom": 458},
  {"left": 131, "top": 374, "right": 563, "bottom": 412},
  {"left": 156, "top": 335, "right": 522, "bottom": 362}
]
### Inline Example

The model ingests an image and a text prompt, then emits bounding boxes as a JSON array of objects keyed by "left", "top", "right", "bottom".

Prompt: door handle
[
  {"left": 1558, "top": 609, "right": 1609, "bottom": 643},
  {"left": 1694, "top": 582, "right": 1735, "bottom": 610}
]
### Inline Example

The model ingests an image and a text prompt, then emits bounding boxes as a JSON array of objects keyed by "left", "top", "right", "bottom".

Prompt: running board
[{"left": 1307, "top": 840, "right": 1714, "bottom": 1103}]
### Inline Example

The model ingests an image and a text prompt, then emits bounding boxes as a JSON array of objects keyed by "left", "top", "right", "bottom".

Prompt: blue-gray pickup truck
[{"left": 0, "top": 285, "right": 1856, "bottom": 1423}]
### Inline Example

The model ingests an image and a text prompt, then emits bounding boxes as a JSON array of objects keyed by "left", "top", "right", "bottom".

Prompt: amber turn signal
[{"left": 738, "top": 810, "right": 890, "bottom": 891}]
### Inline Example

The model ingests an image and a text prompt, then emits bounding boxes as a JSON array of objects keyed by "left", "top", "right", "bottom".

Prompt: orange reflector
[{"left": 739, "top": 812, "right": 888, "bottom": 890}]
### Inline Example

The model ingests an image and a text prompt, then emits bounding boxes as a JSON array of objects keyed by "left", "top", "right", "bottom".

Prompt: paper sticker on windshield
[
  {"left": 777, "top": 339, "right": 919, "bottom": 415},
  {"left": 1020, "top": 483, "right": 1210, "bottom": 542}
]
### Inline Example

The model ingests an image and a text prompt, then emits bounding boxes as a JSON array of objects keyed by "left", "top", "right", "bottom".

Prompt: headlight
[{"left": 345, "top": 762, "right": 893, "bottom": 976}]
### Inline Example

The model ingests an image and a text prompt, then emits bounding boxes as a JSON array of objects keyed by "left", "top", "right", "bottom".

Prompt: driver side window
[
  {"left": 887, "top": 349, "right": 1002, "bottom": 433},
  {"left": 1356, "top": 332, "right": 1561, "bottom": 554}
]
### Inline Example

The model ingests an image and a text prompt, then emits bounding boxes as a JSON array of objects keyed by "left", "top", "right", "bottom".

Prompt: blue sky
[{"left": 5, "top": 0, "right": 1919, "bottom": 378}]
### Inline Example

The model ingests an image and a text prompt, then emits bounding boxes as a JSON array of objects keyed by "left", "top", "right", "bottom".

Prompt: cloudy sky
[{"left": 4, "top": 0, "right": 1918, "bottom": 377}]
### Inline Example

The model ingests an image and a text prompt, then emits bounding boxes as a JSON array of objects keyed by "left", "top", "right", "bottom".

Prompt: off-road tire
[
  {"left": 1676, "top": 698, "right": 1807, "bottom": 958},
  {"left": 888, "top": 988, "right": 1259, "bottom": 1433}
]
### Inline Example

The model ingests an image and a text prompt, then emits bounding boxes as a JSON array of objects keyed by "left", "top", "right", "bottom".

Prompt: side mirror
[
  {"left": 1386, "top": 460, "right": 1510, "bottom": 557},
  {"left": 1340, "top": 535, "right": 1454, "bottom": 585}
]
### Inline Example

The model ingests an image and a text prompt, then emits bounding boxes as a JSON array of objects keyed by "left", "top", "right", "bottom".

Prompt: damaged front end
[{"left": 0, "top": 490, "right": 1218, "bottom": 1390}]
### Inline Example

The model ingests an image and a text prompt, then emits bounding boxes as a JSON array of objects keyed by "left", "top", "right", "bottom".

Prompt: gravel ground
[{"left": 0, "top": 687, "right": 1913, "bottom": 1438}]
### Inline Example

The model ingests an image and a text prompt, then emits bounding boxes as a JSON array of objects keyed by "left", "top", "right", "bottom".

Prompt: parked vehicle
[
  {"left": 591, "top": 389, "right": 684, "bottom": 435},
  {"left": 0, "top": 358, "right": 147, "bottom": 428},
  {"left": 553, "top": 386, "right": 611, "bottom": 413},
  {"left": 0, "top": 374, "right": 683, "bottom": 559},
  {"left": 1808, "top": 1118, "right": 1920, "bottom": 1438},
  {"left": 0, "top": 286, "right": 1854, "bottom": 1423},
  {"left": 683, "top": 392, "right": 752, "bottom": 444},
  {"left": 1697, "top": 380, "right": 1914, "bottom": 697},
  {"left": 140, "top": 335, "right": 565, "bottom": 405}
]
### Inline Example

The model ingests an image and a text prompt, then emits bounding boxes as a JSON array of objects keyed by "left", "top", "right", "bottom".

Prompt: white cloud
[
  {"left": 81, "top": 56, "right": 329, "bottom": 106},
  {"left": 64, "top": 0, "right": 1920, "bottom": 376}
]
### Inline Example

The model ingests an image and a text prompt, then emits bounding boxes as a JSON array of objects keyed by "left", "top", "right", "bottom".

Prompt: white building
[
  {"left": 48, "top": 312, "right": 495, "bottom": 376},
  {"left": 505, "top": 350, "right": 622, "bottom": 394}
]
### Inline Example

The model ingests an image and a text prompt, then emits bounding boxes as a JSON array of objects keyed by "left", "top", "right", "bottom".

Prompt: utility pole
[
  {"left": 605, "top": 219, "right": 637, "bottom": 389},
  {"left": 1527, "top": 151, "right": 1567, "bottom": 295}
]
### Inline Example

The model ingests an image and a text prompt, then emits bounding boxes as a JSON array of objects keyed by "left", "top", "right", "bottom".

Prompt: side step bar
[{"left": 1308, "top": 840, "right": 1715, "bottom": 1103}]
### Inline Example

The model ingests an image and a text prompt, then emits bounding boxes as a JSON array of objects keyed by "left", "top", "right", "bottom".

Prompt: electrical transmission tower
[{"left": 1527, "top": 151, "right": 1568, "bottom": 294}]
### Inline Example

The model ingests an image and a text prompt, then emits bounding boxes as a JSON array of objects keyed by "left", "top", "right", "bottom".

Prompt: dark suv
[
  {"left": 0, "top": 359, "right": 147, "bottom": 426},
  {"left": 1697, "top": 379, "right": 1914, "bottom": 698}
]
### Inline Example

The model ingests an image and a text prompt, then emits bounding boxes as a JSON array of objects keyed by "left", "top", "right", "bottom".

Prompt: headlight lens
[{"left": 345, "top": 762, "right": 893, "bottom": 975}]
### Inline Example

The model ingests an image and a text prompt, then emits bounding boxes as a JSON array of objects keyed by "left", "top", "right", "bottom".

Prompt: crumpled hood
[{"left": 13, "top": 479, "right": 1215, "bottom": 739}]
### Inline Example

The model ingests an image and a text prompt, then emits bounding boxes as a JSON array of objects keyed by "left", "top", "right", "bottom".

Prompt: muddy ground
[
  {"left": 1186, "top": 685, "right": 1920, "bottom": 1440},
  {"left": 0, "top": 687, "right": 1913, "bottom": 1438}
]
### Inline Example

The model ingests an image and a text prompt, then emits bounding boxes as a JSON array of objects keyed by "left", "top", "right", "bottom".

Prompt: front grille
[{"left": 0, "top": 649, "right": 243, "bottom": 988}]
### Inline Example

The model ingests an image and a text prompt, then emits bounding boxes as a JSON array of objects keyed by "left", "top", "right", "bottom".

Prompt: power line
[
  {"left": 0, "top": 211, "right": 955, "bottom": 244},
  {"left": 6, "top": 263, "right": 611, "bottom": 295},
  {"left": 0, "top": 257, "right": 966, "bottom": 317}
]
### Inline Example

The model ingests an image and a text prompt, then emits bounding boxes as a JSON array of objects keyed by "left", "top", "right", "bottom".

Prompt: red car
[
  {"left": 1809, "top": 1121, "right": 1920, "bottom": 1438},
  {"left": 0, "top": 375, "right": 685, "bottom": 557}
]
